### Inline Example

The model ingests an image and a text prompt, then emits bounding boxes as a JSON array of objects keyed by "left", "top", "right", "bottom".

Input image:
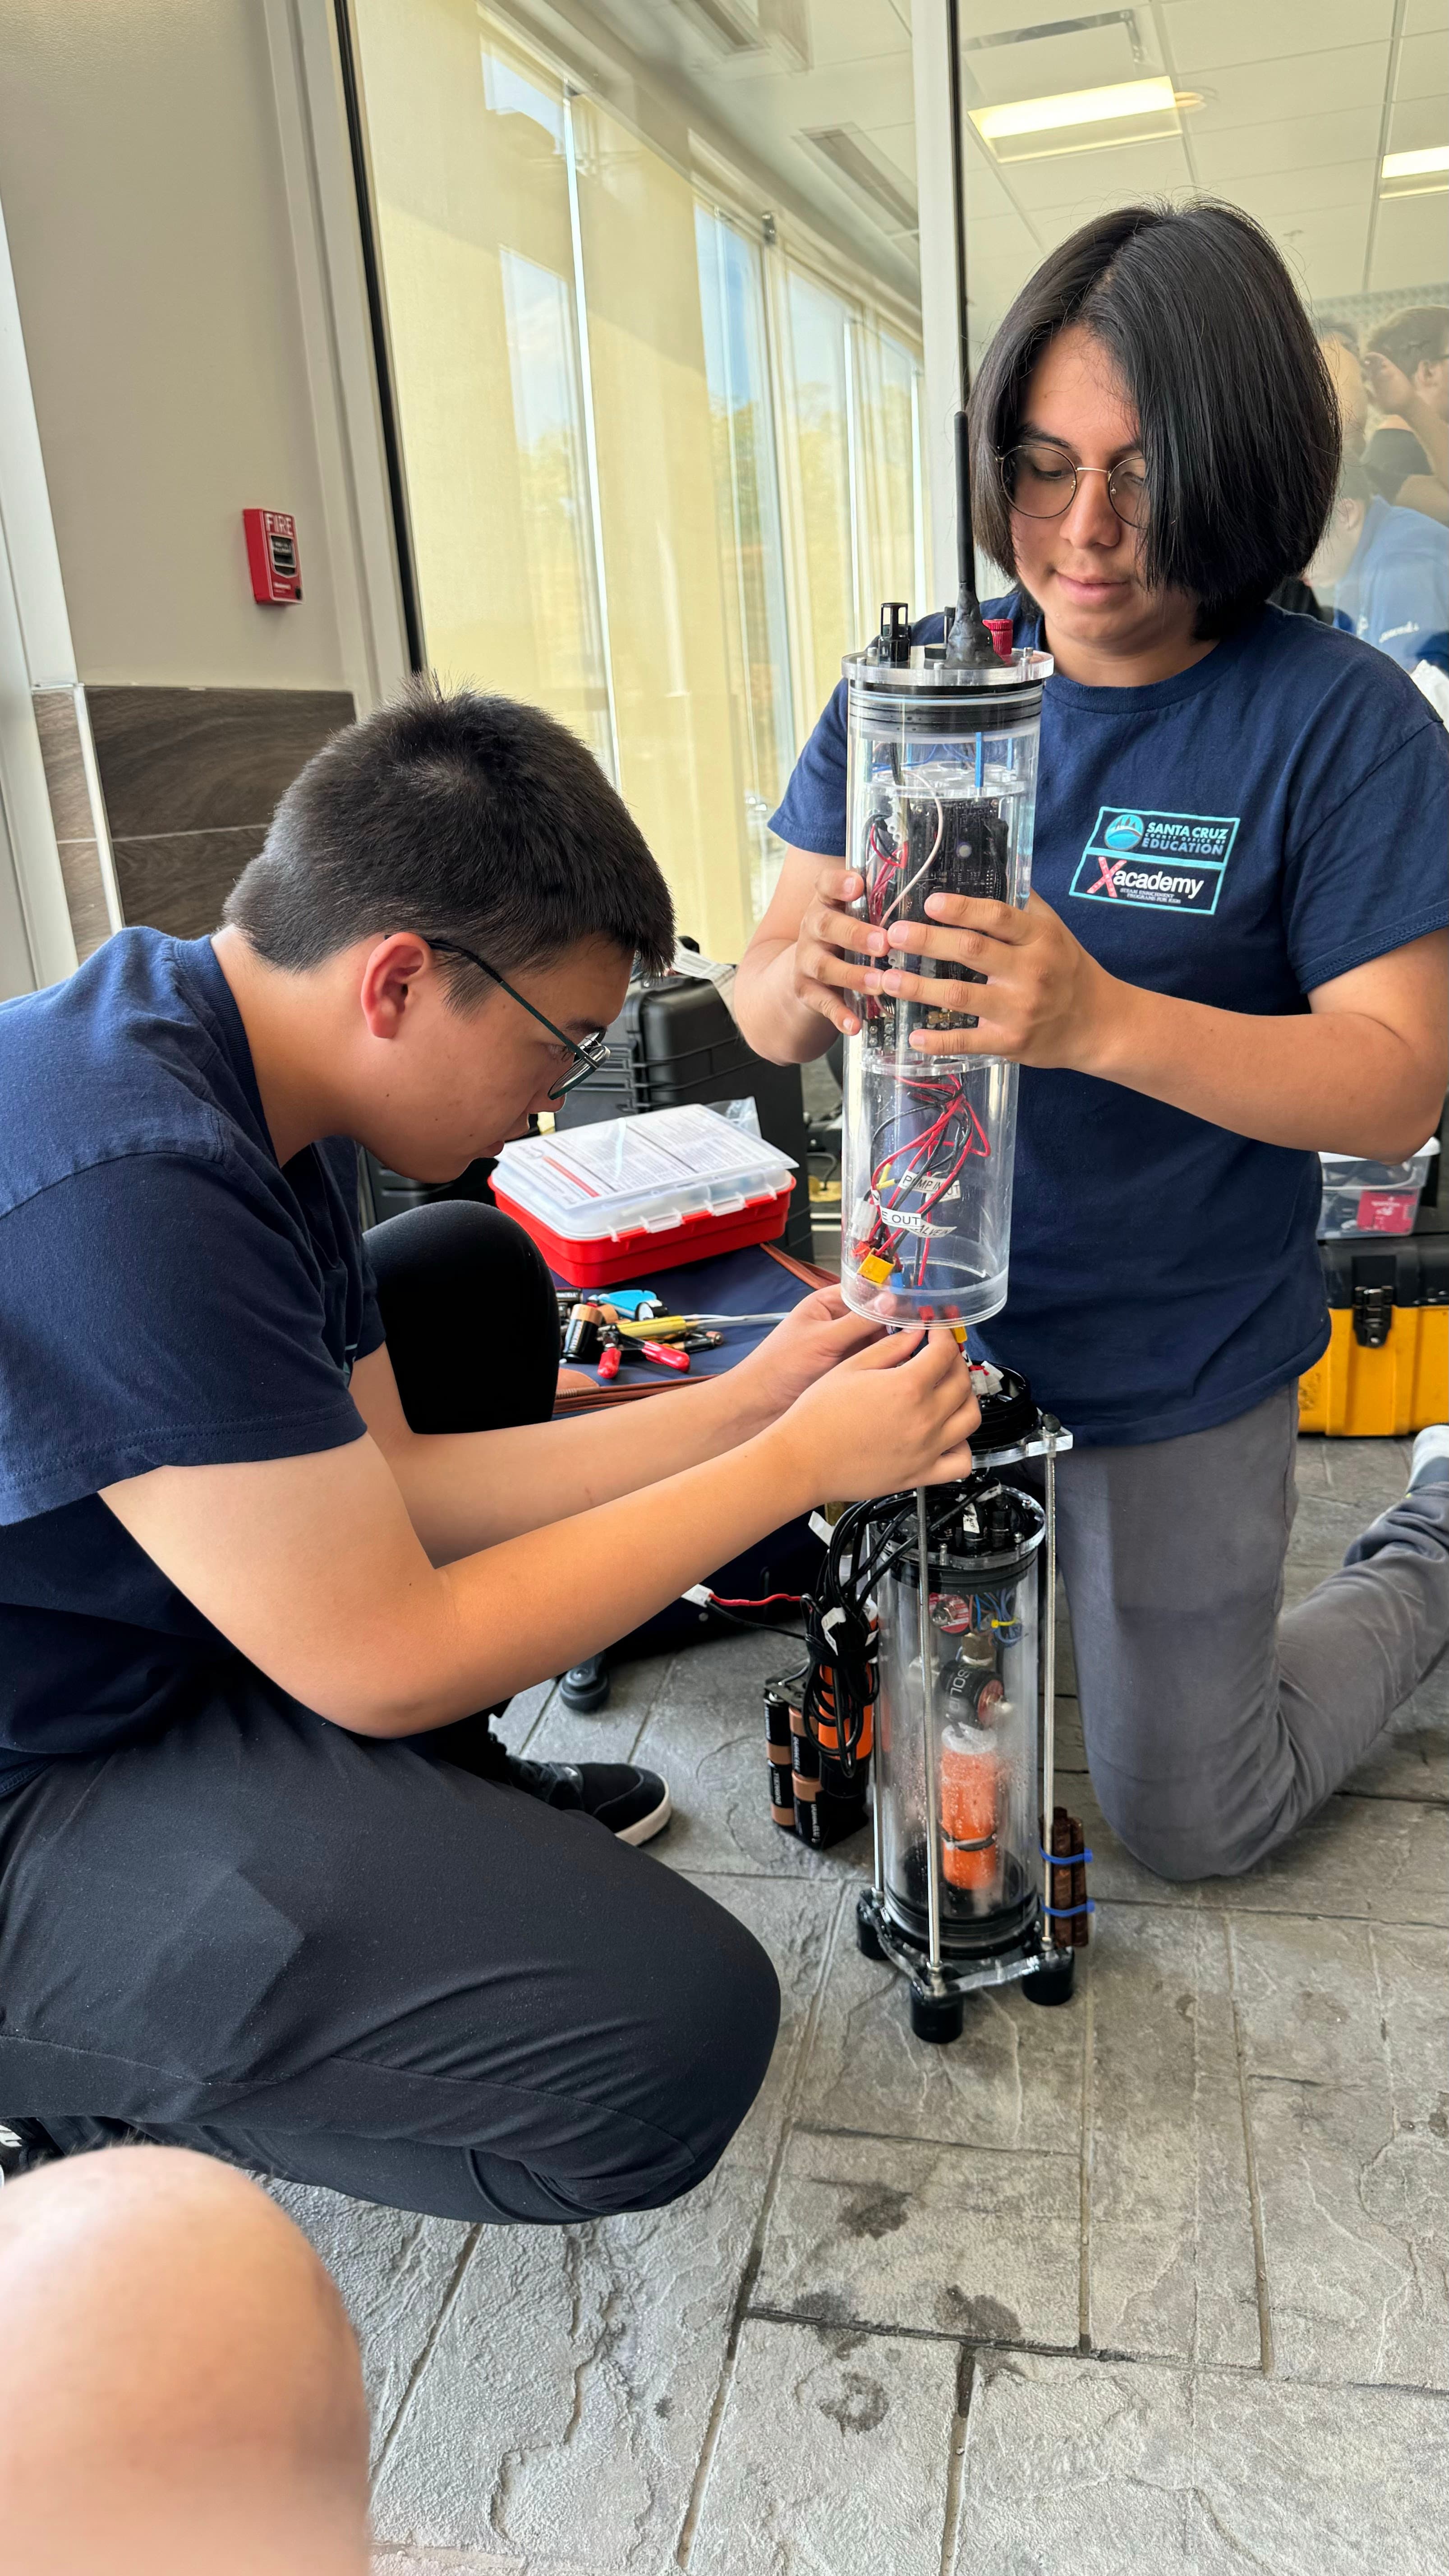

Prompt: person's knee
[
  {"left": 1094, "top": 1774, "right": 1255, "bottom": 1884},
  {"left": 614, "top": 1894, "right": 782, "bottom": 2210},
  {"left": 0, "top": 2144, "right": 369, "bottom": 2572}
]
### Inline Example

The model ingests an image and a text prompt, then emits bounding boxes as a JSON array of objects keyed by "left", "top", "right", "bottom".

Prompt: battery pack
[{"left": 1298, "top": 1239, "right": 1449, "bottom": 1436}]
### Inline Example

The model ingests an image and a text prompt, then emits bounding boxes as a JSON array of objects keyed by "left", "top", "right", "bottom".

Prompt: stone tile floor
[{"left": 273, "top": 1434, "right": 1449, "bottom": 2576}]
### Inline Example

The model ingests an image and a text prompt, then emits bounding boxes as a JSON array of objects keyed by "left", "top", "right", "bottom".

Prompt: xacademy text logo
[{"left": 1068, "top": 805, "right": 1240, "bottom": 914}]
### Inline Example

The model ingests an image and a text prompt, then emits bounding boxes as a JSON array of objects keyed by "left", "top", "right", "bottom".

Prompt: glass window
[
  {"left": 695, "top": 207, "right": 796, "bottom": 918},
  {"left": 356, "top": 5, "right": 612, "bottom": 768},
  {"left": 351, "top": 0, "right": 929, "bottom": 943}
]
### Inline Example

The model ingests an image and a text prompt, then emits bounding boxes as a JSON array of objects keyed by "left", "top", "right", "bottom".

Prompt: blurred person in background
[
  {"left": 1308, "top": 457, "right": 1449, "bottom": 670},
  {"left": 1363, "top": 306, "right": 1449, "bottom": 525},
  {"left": 1316, "top": 315, "right": 1369, "bottom": 461}
]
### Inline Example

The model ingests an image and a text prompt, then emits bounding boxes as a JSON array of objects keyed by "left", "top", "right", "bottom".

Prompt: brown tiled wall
[
  {"left": 32, "top": 684, "right": 357, "bottom": 951},
  {"left": 87, "top": 685, "right": 355, "bottom": 940},
  {"left": 31, "top": 690, "right": 111, "bottom": 961}
]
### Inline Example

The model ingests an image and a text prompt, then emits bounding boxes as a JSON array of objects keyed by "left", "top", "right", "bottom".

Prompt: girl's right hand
[
  {"left": 790, "top": 864, "right": 892, "bottom": 1038},
  {"left": 773, "top": 1328, "right": 980, "bottom": 1501}
]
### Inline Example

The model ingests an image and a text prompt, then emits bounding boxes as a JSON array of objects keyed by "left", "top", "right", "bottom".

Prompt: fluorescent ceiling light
[
  {"left": 972, "top": 78, "right": 1176, "bottom": 145},
  {"left": 1381, "top": 145, "right": 1449, "bottom": 179}
]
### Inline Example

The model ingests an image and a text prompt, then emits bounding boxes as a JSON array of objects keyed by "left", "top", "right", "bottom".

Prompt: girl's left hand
[{"left": 875, "top": 890, "right": 1116, "bottom": 1070}]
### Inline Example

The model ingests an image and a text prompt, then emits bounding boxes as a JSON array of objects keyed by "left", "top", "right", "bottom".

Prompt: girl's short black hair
[
  {"left": 969, "top": 200, "right": 1341, "bottom": 637},
  {"left": 224, "top": 679, "right": 675, "bottom": 1000}
]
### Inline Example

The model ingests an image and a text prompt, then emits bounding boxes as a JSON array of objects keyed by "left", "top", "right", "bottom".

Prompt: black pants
[{"left": 0, "top": 1203, "right": 780, "bottom": 2222}]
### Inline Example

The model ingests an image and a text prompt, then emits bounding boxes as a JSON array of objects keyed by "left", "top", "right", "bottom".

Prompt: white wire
[{"left": 878, "top": 792, "right": 944, "bottom": 927}]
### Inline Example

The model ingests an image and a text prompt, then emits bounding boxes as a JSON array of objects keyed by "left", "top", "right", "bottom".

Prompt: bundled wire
[
  {"left": 853, "top": 1072, "right": 991, "bottom": 1289},
  {"left": 787, "top": 1489, "right": 967, "bottom": 1782}
]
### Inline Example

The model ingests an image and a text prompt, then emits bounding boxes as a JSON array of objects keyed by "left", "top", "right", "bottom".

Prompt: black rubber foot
[
  {"left": 909, "top": 1987, "right": 965, "bottom": 2045},
  {"left": 855, "top": 1895, "right": 886, "bottom": 1961},
  {"left": 1023, "top": 1951, "right": 1076, "bottom": 2007},
  {"left": 559, "top": 1654, "right": 610, "bottom": 1713}
]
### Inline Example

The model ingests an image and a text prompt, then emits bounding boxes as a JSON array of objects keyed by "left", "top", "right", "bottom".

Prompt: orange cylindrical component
[{"left": 940, "top": 1726, "right": 1000, "bottom": 1891}]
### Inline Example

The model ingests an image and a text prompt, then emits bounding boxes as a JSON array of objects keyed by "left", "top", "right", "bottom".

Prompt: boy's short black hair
[
  {"left": 969, "top": 200, "right": 1341, "bottom": 638},
  {"left": 1366, "top": 305, "right": 1449, "bottom": 377},
  {"left": 224, "top": 681, "right": 675, "bottom": 999}
]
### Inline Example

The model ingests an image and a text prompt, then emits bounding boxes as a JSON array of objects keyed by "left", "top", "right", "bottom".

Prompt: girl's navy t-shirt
[{"left": 771, "top": 601, "right": 1449, "bottom": 1448}]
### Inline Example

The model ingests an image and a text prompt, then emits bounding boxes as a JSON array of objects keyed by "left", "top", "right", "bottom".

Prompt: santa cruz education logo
[{"left": 1069, "top": 806, "right": 1239, "bottom": 914}]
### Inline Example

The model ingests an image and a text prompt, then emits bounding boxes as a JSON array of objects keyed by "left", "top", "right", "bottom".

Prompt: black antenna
[{"left": 943, "top": 0, "right": 996, "bottom": 667}]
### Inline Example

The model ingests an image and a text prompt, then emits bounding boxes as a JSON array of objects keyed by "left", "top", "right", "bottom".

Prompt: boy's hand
[
  {"left": 731, "top": 1286, "right": 884, "bottom": 1421},
  {"left": 774, "top": 1327, "right": 980, "bottom": 1502},
  {"left": 877, "top": 890, "right": 1117, "bottom": 1070}
]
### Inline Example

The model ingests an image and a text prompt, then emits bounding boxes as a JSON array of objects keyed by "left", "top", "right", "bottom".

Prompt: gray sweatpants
[{"left": 1033, "top": 1385, "right": 1449, "bottom": 1881}]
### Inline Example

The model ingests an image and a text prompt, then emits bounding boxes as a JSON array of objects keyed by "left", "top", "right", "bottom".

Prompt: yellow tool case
[{"left": 1298, "top": 1239, "right": 1449, "bottom": 1436}]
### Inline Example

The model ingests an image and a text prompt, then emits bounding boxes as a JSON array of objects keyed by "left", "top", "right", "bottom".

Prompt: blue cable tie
[
  {"left": 1041, "top": 1897, "right": 1096, "bottom": 1920},
  {"left": 1039, "top": 1845, "right": 1094, "bottom": 1868}
]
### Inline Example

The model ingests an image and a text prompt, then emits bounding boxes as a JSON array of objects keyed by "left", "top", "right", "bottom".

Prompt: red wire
[{"left": 708, "top": 1591, "right": 804, "bottom": 1609}]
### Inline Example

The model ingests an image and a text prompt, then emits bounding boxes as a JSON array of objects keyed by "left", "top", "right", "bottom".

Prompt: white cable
[{"left": 878, "top": 792, "right": 944, "bottom": 927}]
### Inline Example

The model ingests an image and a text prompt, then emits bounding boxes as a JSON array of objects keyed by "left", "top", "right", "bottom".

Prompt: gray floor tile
[
  {"left": 1228, "top": 1914, "right": 1449, "bottom": 2388},
  {"left": 795, "top": 1919, "right": 1087, "bottom": 2156},
  {"left": 952, "top": 2353, "right": 1449, "bottom": 2576},
  {"left": 368, "top": 1876, "right": 838, "bottom": 2564},
  {"left": 753, "top": 2126, "right": 1079, "bottom": 2347},
  {"left": 1087, "top": 1910, "right": 1261, "bottom": 2369},
  {"left": 689, "top": 2317, "right": 961, "bottom": 2576},
  {"left": 1215, "top": 1791, "right": 1448, "bottom": 1927},
  {"left": 636, "top": 1627, "right": 851, "bottom": 1883},
  {"left": 369, "top": 2158, "right": 765, "bottom": 2567},
  {"left": 495, "top": 1682, "right": 556, "bottom": 1755},
  {"left": 267, "top": 2185, "right": 473, "bottom": 2460},
  {"left": 521, "top": 1652, "right": 677, "bottom": 1769}
]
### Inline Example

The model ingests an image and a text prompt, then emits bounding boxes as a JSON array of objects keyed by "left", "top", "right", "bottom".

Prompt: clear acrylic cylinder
[
  {"left": 872, "top": 1481, "right": 1045, "bottom": 1959},
  {"left": 839, "top": 644, "right": 1051, "bottom": 1328}
]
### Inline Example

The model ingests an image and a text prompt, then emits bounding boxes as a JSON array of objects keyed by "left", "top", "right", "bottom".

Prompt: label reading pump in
[{"left": 243, "top": 508, "right": 302, "bottom": 605}]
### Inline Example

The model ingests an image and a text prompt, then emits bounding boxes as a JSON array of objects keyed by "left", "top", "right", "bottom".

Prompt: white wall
[{"left": 0, "top": 0, "right": 352, "bottom": 692}]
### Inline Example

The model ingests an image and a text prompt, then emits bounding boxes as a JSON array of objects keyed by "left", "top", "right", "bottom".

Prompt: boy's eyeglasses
[
  {"left": 999, "top": 441, "right": 1149, "bottom": 527},
  {"left": 423, "top": 937, "right": 610, "bottom": 1099}
]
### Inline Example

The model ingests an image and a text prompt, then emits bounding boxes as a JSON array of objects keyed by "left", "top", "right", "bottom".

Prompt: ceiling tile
[
  {"left": 964, "top": 22, "right": 1156, "bottom": 108},
  {"left": 865, "top": 117, "right": 917, "bottom": 186},
  {"left": 1403, "top": 0, "right": 1449, "bottom": 30},
  {"left": 1164, "top": 0, "right": 1397, "bottom": 77},
  {"left": 1397, "top": 30, "right": 1449, "bottom": 98},
  {"left": 1191, "top": 107, "right": 1383, "bottom": 180},
  {"left": 1217, "top": 160, "right": 1376, "bottom": 219},
  {"left": 804, "top": 0, "right": 911, "bottom": 71},
  {"left": 1290, "top": 211, "right": 1375, "bottom": 304},
  {"left": 1179, "top": 47, "right": 1390, "bottom": 130},
  {"left": 1389, "top": 90, "right": 1449, "bottom": 154},
  {"left": 997, "top": 136, "right": 1193, "bottom": 214},
  {"left": 1370, "top": 190, "right": 1449, "bottom": 292}
]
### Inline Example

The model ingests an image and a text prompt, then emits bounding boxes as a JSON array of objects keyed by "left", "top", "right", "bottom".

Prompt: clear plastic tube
[{"left": 839, "top": 646, "right": 1050, "bottom": 1328}]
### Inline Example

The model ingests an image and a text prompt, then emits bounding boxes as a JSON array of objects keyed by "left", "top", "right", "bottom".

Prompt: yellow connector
[{"left": 857, "top": 1253, "right": 894, "bottom": 1286}]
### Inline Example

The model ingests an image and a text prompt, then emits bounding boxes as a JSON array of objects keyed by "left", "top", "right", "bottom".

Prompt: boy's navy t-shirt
[
  {"left": 772, "top": 600, "right": 1449, "bottom": 1448},
  {"left": 0, "top": 930, "right": 382, "bottom": 1792}
]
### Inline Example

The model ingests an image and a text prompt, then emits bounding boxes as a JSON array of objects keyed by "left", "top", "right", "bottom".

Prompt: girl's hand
[
  {"left": 773, "top": 1328, "right": 980, "bottom": 1502},
  {"left": 874, "top": 890, "right": 1118, "bottom": 1071},
  {"left": 790, "top": 864, "right": 896, "bottom": 1038}
]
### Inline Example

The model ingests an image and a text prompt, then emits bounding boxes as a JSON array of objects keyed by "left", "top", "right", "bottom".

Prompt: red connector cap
[
  {"left": 640, "top": 1339, "right": 690, "bottom": 1372},
  {"left": 984, "top": 617, "right": 1014, "bottom": 662}
]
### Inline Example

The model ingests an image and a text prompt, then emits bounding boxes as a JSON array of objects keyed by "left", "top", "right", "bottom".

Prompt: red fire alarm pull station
[{"left": 243, "top": 508, "right": 302, "bottom": 605}]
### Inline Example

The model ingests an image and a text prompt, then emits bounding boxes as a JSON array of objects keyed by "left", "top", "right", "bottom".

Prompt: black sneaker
[{"left": 506, "top": 1753, "right": 672, "bottom": 1847}]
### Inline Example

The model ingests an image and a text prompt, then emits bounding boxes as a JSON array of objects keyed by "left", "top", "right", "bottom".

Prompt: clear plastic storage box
[
  {"left": 490, "top": 1102, "right": 797, "bottom": 1287},
  {"left": 1318, "top": 1141, "right": 1439, "bottom": 1240}
]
